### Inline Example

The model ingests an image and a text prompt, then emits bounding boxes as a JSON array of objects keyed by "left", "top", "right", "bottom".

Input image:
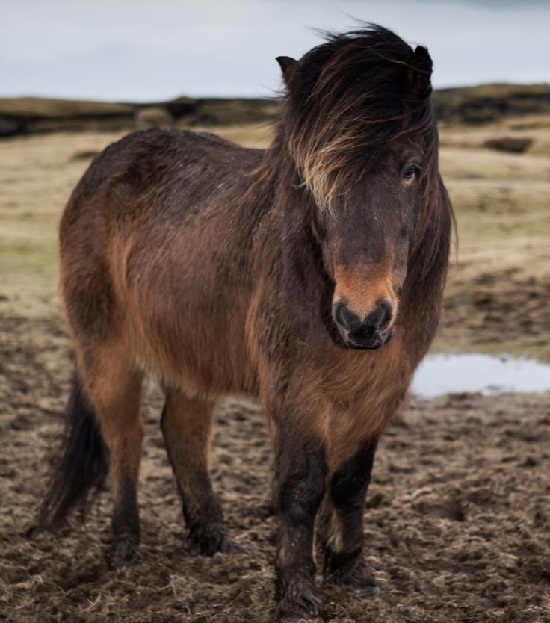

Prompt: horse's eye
[{"left": 403, "top": 165, "right": 419, "bottom": 182}]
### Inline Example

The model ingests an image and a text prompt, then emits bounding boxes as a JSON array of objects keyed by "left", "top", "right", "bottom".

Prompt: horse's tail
[{"left": 38, "top": 371, "right": 109, "bottom": 529}]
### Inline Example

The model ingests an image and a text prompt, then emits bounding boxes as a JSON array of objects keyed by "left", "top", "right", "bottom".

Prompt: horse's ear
[
  {"left": 276, "top": 56, "right": 297, "bottom": 89},
  {"left": 406, "top": 45, "right": 433, "bottom": 102}
]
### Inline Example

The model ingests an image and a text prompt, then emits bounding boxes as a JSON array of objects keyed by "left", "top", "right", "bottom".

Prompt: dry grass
[
  {"left": 440, "top": 114, "right": 550, "bottom": 157},
  {"left": 0, "top": 132, "right": 126, "bottom": 311},
  {"left": 189, "top": 122, "right": 275, "bottom": 148}
]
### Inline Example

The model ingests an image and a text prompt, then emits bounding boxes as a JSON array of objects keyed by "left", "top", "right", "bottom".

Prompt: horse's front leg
[
  {"left": 271, "top": 412, "right": 328, "bottom": 619},
  {"left": 318, "top": 439, "right": 380, "bottom": 595}
]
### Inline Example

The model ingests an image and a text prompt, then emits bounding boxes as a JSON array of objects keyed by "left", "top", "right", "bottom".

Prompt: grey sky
[{"left": 1, "top": 0, "right": 549, "bottom": 101}]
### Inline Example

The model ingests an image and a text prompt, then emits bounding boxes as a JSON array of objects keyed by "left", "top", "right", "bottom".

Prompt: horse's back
[
  {"left": 72, "top": 128, "right": 261, "bottom": 213},
  {"left": 61, "top": 127, "right": 264, "bottom": 275}
]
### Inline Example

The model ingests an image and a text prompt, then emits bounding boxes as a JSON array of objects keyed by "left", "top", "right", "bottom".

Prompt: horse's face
[
  {"left": 314, "top": 142, "right": 423, "bottom": 350},
  {"left": 278, "top": 34, "right": 434, "bottom": 350}
]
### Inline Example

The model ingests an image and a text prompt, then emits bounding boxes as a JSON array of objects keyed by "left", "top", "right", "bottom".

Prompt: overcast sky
[{"left": 1, "top": 0, "right": 549, "bottom": 101}]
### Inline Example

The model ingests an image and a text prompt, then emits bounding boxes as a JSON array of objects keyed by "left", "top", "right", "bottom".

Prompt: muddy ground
[{"left": 1, "top": 294, "right": 549, "bottom": 623}]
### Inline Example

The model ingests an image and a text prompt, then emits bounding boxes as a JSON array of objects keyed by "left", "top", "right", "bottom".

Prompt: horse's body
[
  {"left": 69, "top": 130, "right": 264, "bottom": 396},
  {"left": 40, "top": 26, "right": 452, "bottom": 619}
]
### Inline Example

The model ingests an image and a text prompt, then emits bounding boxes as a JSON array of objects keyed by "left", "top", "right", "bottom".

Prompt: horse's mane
[
  {"left": 279, "top": 26, "right": 430, "bottom": 197},
  {"left": 272, "top": 24, "right": 452, "bottom": 279}
]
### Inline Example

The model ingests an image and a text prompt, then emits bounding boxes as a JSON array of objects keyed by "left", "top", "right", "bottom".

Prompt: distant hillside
[
  {"left": 0, "top": 96, "right": 279, "bottom": 138},
  {"left": 0, "top": 97, "right": 135, "bottom": 136},
  {"left": 1, "top": 83, "right": 549, "bottom": 138},
  {"left": 432, "top": 83, "right": 550, "bottom": 125}
]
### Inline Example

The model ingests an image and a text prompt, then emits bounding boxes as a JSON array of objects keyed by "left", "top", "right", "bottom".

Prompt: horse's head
[{"left": 278, "top": 26, "right": 440, "bottom": 350}]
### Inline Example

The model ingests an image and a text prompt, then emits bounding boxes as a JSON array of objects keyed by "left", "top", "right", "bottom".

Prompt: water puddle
[{"left": 412, "top": 353, "right": 550, "bottom": 398}]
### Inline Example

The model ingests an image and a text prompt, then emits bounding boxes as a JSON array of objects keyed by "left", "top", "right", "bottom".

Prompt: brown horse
[{"left": 39, "top": 25, "right": 452, "bottom": 619}]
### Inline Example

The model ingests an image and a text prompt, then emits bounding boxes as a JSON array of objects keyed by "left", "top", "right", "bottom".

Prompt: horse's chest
[{"left": 329, "top": 337, "right": 413, "bottom": 417}]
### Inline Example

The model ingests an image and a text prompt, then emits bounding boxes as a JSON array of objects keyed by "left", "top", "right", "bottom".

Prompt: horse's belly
[{"left": 127, "top": 296, "right": 257, "bottom": 397}]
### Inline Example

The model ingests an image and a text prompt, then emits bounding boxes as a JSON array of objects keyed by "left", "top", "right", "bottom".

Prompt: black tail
[{"left": 39, "top": 372, "right": 109, "bottom": 529}]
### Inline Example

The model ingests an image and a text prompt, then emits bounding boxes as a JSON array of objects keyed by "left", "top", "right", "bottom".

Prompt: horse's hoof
[
  {"left": 187, "top": 528, "right": 244, "bottom": 557},
  {"left": 219, "top": 534, "right": 246, "bottom": 554},
  {"left": 111, "top": 534, "right": 141, "bottom": 568},
  {"left": 325, "top": 560, "right": 380, "bottom": 598},
  {"left": 276, "top": 585, "right": 321, "bottom": 620},
  {"left": 324, "top": 555, "right": 377, "bottom": 590},
  {"left": 276, "top": 596, "right": 321, "bottom": 620},
  {"left": 354, "top": 585, "right": 381, "bottom": 598}
]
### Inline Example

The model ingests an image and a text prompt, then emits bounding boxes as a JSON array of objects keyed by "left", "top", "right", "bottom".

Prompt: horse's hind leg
[
  {"left": 161, "top": 389, "right": 240, "bottom": 555},
  {"left": 79, "top": 346, "right": 144, "bottom": 567},
  {"left": 318, "top": 439, "right": 380, "bottom": 595}
]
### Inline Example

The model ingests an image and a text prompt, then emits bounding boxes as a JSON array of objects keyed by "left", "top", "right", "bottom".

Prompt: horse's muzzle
[{"left": 333, "top": 299, "right": 395, "bottom": 350}]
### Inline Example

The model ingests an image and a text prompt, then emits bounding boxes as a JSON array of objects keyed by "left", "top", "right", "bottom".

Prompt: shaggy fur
[{"left": 39, "top": 25, "right": 452, "bottom": 620}]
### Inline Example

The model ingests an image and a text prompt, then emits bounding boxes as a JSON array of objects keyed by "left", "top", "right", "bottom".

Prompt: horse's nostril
[
  {"left": 366, "top": 299, "right": 393, "bottom": 332},
  {"left": 334, "top": 301, "right": 362, "bottom": 332}
]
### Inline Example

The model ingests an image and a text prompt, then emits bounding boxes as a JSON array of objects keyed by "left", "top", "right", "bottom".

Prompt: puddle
[{"left": 412, "top": 353, "right": 550, "bottom": 398}]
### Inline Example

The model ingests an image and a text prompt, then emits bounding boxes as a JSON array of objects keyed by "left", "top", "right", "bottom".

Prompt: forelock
[{"left": 281, "top": 25, "right": 435, "bottom": 211}]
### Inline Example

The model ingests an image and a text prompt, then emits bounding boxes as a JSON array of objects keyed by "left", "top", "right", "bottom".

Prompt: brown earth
[
  {"left": 440, "top": 264, "right": 550, "bottom": 362},
  {"left": 1, "top": 301, "right": 549, "bottom": 623}
]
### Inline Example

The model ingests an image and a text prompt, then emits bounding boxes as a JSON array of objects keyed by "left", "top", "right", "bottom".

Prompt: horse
[{"left": 38, "top": 25, "right": 452, "bottom": 620}]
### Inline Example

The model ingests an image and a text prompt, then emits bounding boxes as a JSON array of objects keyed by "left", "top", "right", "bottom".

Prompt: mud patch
[
  {"left": 1, "top": 308, "right": 549, "bottom": 622},
  {"left": 440, "top": 267, "right": 550, "bottom": 362}
]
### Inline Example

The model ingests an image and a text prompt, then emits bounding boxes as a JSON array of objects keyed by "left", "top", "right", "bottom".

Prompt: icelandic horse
[{"left": 39, "top": 25, "right": 452, "bottom": 619}]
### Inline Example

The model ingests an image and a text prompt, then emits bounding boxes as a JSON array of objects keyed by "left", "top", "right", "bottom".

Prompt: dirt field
[{"left": 1, "top": 119, "right": 549, "bottom": 622}]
